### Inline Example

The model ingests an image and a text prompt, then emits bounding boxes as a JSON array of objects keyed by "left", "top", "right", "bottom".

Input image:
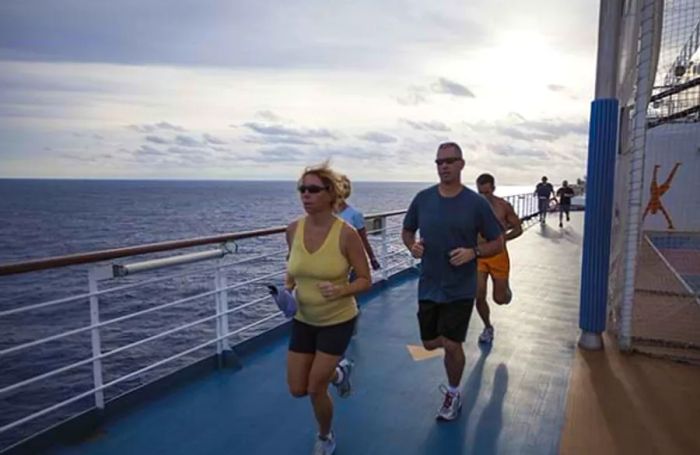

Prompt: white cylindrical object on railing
[
  {"left": 619, "top": 0, "right": 658, "bottom": 350},
  {"left": 115, "top": 248, "right": 226, "bottom": 276}
]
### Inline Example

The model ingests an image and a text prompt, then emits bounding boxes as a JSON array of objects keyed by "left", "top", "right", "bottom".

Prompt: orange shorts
[{"left": 477, "top": 249, "right": 510, "bottom": 279}]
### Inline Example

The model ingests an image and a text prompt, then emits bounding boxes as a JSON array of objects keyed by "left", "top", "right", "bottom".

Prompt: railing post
[
  {"left": 87, "top": 267, "right": 105, "bottom": 409},
  {"left": 214, "top": 266, "right": 223, "bottom": 355},
  {"left": 380, "top": 216, "right": 388, "bottom": 281},
  {"left": 218, "top": 261, "right": 230, "bottom": 352}
]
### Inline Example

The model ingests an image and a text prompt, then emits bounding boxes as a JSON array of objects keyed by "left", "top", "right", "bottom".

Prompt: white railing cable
[
  {"left": 0, "top": 293, "right": 276, "bottom": 397},
  {"left": 0, "top": 248, "right": 287, "bottom": 318},
  {"left": 0, "top": 269, "right": 286, "bottom": 357}
]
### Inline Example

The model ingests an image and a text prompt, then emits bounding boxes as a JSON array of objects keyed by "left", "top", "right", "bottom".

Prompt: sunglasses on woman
[{"left": 297, "top": 184, "right": 329, "bottom": 194}]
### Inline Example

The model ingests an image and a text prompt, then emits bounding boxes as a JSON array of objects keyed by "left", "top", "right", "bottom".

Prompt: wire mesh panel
[
  {"left": 608, "top": 0, "right": 700, "bottom": 363},
  {"left": 632, "top": 232, "right": 700, "bottom": 363},
  {"left": 649, "top": 0, "right": 700, "bottom": 126}
]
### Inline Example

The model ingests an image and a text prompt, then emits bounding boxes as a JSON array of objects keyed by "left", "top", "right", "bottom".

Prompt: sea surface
[{"left": 0, "top": 179, "right": 532, "bottom": 449}]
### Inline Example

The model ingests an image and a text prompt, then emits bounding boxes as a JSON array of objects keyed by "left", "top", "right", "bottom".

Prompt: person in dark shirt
[
  {"left": 556, "top": 180, "right": 575, "bottom": 228},
  {"left": 534, "top": 176, "right": 556, "bottom": 224},
  {"left": 402, "top": 142, "right": 504, "bottom": 421}
]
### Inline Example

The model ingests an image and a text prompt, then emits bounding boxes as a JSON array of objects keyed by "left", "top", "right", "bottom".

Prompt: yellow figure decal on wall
[{"left": 642, "top": 162, "right": 682, "bottom": 230}]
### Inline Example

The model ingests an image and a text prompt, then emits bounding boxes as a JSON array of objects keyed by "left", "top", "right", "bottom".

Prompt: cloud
[
  {"left": 243, "top": 135, "right": 314, "bottom": 145},
  {"left": 243, "top": 122, "right": 336, "bottom": 139},
  {"left": 488, "top": 143, "right": 550, "bottom": 159},
  {"left": 256, "top": 145, "right": 308, "bottom": 162},
  {"left": 155, "top": 121, "right": 185, "bottom": 131},
  {"left": 325, "top": 145, "right": 380, "bottom": 161},
  {"left": 135, "top": 144, "right": 167, "bottom": 157},
  {"left": 203, "top": 133, "right": 226, "bottom": 145},
  {"left": 463, "top": 117, "right": 588, "bottom": 143},
  {"left": 402, "top": 119, "right": 451, "bottom": 132},
  {"left": 0, "top": 1, "right": 490, "bottom": 69},
  {"left": 127, "top": 122, "right": 185, "bottom": 133},
  {"left": 166, "top": 147, "right": 213, "bottom": 164},
  {"left": 397, "top": 86, "right": 429, "bottom": 106},
  {"left": 431, "top": 78, "right": 475, "bottom": 97},
  {"left": 174, "top": 134, "right": 203, "bottom": 147},
  {"left": 256, "top": 110, "right": 283, "bottom": 121},
  {"left": 145, "top": 135, "right": 170, "bottom": 144},
  {"left": 357, "top": 131, "right": 398, "bottom": 144}
]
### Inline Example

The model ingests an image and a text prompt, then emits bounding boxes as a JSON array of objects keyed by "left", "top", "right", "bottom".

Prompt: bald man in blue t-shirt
[{"left": 402, "top": 142, "right": 504, "bottom": 422}]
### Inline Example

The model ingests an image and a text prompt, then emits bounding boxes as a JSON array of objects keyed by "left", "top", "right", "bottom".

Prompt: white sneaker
[
  {"left": 312, "top": 431, "right": 336, "bottom": 455},
  {"left": 333, "top": 358, "right": 353, "bottom": 398},
  {"left": 478, "top": 326, "right": 494, "bottom": 344},
  {"left": 436, "top": 385, "right": 462, "bottom": 421}
]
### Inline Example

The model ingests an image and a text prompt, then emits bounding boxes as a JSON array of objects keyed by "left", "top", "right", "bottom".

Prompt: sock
[
  {"left": 448, "top": 385, "right": 459, "bottom": 395},
  {"left": 333, "top": 366, "right": 344, "bottom": 385}
]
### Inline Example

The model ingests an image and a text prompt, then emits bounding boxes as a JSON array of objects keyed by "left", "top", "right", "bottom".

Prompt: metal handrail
[
  {"left": 0, "top": 209, "right": 407, "bottom": 276},
  {"left": 0, "top": 248, "right": 287, "bottom": 318},
  {"left": 0, "top": 249, "right": 409, "bottom": 395}
]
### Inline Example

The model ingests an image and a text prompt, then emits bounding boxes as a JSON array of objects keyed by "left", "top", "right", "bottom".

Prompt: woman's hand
[{"left": 317, "top": 281, "right": 343, "bottom": 300}]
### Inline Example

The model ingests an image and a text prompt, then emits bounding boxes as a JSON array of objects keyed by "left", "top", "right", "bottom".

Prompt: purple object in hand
[{"left": 267, "top": 285, "right": 297, "bottom": 318}]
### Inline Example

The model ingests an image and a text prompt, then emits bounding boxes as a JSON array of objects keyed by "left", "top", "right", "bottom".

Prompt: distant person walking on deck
[
  {"left": 556, "top": 180, "right": 575, "bottom": 228},
  {"left": 402, "top": 142, "right": 504, "bottom": 421},
  {"left": 284, "top": 162, "right": 371, "bottom": 455},
  {"left": 535, "top": 176, "right": 556, "bottom": 224},
  {"left": 475, "top": 173, "right": 523, "bottom": 345}
]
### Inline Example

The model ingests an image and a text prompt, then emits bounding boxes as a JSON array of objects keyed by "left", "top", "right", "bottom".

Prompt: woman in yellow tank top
[{"left": 284, "top": 162, "right": 371, "bottom": 455}]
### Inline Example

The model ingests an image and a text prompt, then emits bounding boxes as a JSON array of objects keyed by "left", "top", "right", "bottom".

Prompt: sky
[{"left": 0, "top": 0, "right": 598, "bottom": 184}]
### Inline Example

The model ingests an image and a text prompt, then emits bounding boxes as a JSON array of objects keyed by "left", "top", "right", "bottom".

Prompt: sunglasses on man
[{"left": 434, "top": 157, "right": 462, "bottom": 166}]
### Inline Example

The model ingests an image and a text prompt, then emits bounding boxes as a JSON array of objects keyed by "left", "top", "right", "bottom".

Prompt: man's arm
[
  {"left": 477, "top": 198, "right": 505, "bottom": 258},
  {"left": 503, "top": 202, "right": 523, "bottom": 241}
]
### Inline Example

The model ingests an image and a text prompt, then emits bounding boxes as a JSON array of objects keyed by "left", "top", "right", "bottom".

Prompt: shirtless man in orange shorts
[{"left": 475, "top": 173, "right": 523, "bottom": 344}]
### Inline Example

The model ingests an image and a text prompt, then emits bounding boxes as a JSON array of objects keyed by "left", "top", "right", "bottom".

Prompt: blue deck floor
[{"left": 49, "top": 214, "right": 584, "bottom": 455}]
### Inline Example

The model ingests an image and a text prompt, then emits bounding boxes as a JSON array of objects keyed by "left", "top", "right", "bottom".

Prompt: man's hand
[
  {"left": 410, "top": 239, "right": 425, "bottom": 259},
  {"left": 317, "top": 281, "right": 343, "bottom": 300},
  {"left": 449, "top": 247, "right": 476, "bottom": 266},
  {"left": 370, "top": 257, "right": 381, "bottom": 270}
]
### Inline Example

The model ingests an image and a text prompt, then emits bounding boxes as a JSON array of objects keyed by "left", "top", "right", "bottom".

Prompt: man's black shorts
[
  {"left": 289, "top": 317, "right": 357, "bottom": 356},
  {"left": 417, "top": 299, "right": 474, "bottom": 343}
]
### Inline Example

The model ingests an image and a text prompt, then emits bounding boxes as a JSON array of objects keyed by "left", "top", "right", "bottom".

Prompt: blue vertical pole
[
  {"left": 578, "top": 0, "right": 622, "bottom": 350},
  {"left": 579, "top": 100, "right": 618, "bottom": 347}
]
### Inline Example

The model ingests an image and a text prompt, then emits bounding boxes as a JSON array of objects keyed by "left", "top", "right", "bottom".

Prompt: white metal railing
[
  {"left": 0, "top": 195, "right": 542, "bottom": 448},
  {"left": 0, "top": 211, "right": 412, "bottom": 445}
]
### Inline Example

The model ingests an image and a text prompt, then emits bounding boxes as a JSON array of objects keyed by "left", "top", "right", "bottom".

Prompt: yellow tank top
[{"left": 287, "top": 216, "right": 358, "bottom": 326}]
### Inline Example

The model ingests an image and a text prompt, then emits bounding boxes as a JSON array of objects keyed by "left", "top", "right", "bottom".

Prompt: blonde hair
[
  {"left": 298, "top": 161, "right": 344, "bottom": 210},
  {"left": 338, "top": 174, "right": 352, "bottom": 200}
]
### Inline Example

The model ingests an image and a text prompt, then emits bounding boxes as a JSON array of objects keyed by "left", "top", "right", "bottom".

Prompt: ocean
[{"left": 0, "top": 179, "right": 531, "bottom": 449}]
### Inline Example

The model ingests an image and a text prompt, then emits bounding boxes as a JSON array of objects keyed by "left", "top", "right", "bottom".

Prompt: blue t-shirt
[
  {"left": 535, "top": 182, "right": 554, "bottom": 199},
  {"left": 403, "top": 185, "right": 502, "bottom": 302},
  {"left": 339, "top": 205, "right": 365, "bottom": 230}
]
